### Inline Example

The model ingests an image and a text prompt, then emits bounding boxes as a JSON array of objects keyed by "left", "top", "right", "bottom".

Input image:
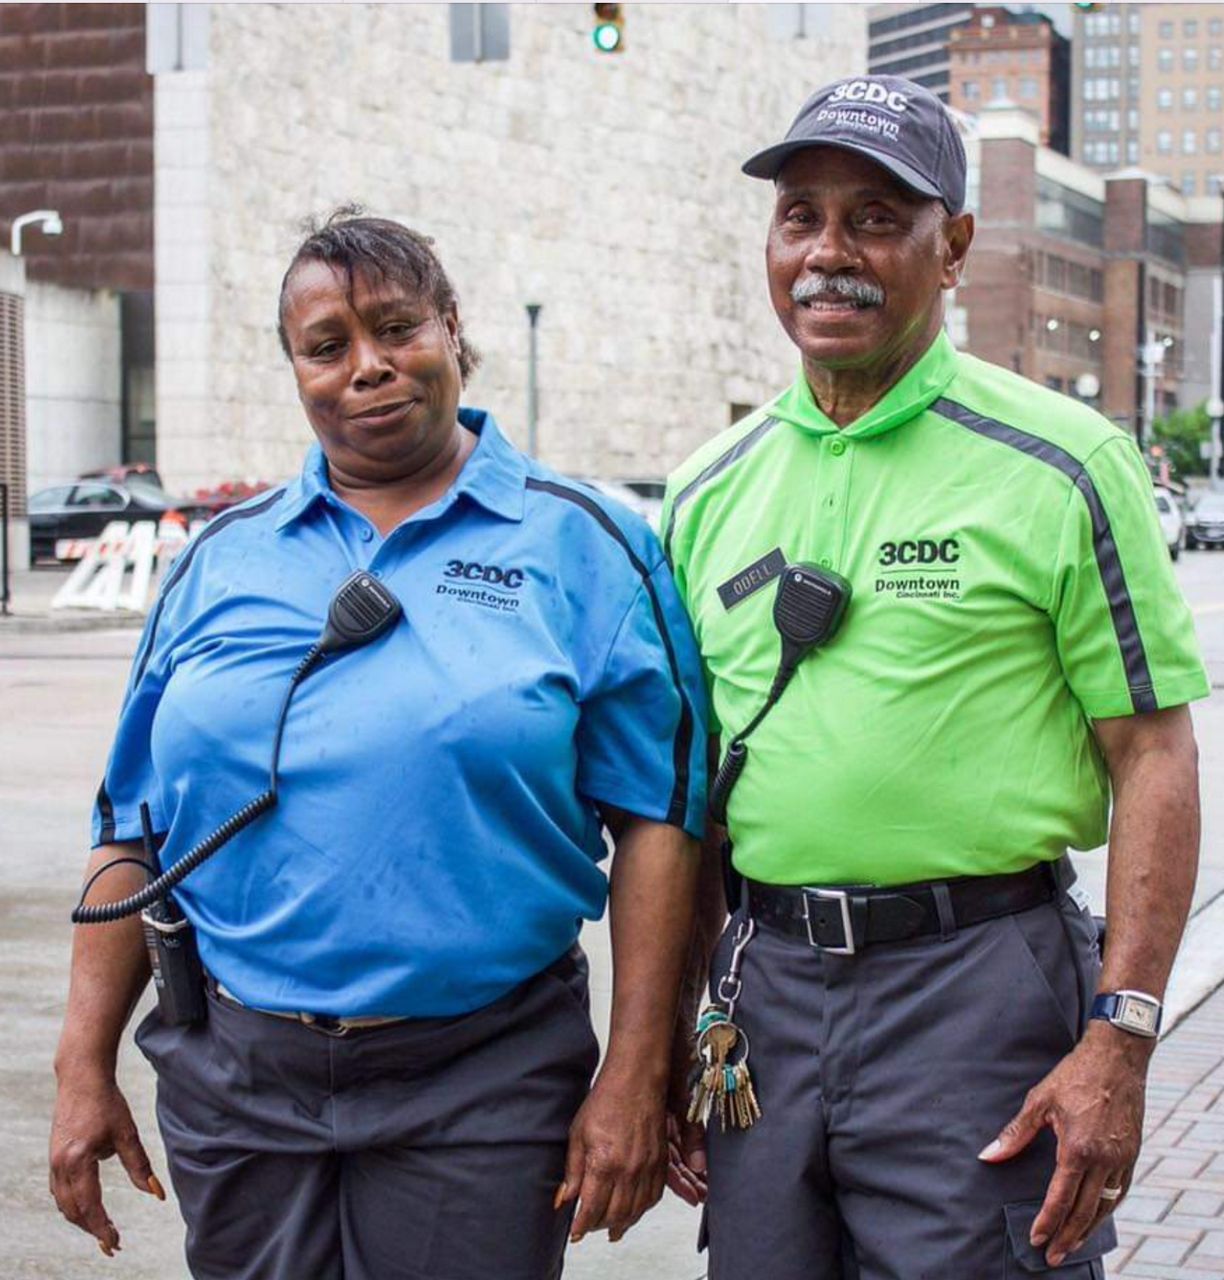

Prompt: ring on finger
[{"left": 1099, "top": 1184, "right": 1123, "bottom": 1203}]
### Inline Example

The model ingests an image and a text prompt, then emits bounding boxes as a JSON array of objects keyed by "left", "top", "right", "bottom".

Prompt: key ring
[{"left": 696, "top": 1020, "right": 752, "bottom": 1068}]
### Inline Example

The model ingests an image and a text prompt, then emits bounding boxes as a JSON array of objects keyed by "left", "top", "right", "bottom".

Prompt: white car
[{"left": 1154, "top": 487, "right": 1184, "bottom": 560}]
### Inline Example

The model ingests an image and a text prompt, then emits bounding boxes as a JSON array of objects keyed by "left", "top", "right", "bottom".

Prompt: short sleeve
[
  {"left": 1052, "top": 436, "right": 1208, "bottom": 719},
  {"left": 575, "top": 556, "right": 709, "bottom": 837},
  {"left": 91, "top": 593, "right": 177, "bottom": 846},
  {"left": 661, "top": 483, "right": 722, "bottom": 735}
]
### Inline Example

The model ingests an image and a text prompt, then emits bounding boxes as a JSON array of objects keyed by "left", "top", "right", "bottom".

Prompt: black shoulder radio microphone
[
  {"left": 74, "top": 571, "right": 402, "bottom": 1025},
  {"left": 708, "top": 563, "right": 851, "bottom": 826}
]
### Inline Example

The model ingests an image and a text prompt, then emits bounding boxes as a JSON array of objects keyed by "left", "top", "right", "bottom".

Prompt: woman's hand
[
  {"left": 556, "top": 1070, "right": 668, "bottom": 1244},
  {"left": 50, "top": 1063, "right": 165, "bottom": 1256}
]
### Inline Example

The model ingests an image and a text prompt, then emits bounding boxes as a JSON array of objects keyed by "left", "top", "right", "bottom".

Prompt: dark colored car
[
  {"left": 27, "top": 478, "right": 201, "bottom": 564},
  {"left": 1185, "top": 494, "right": 1224, "bottom": 550}
]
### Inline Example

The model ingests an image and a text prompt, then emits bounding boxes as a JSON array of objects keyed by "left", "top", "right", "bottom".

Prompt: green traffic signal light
[
  {"left": 593, "top": 21, "right": 622, "bottom": 52},
  {"left": 593, "top": 3, "right": 624, "bottom": 53}
]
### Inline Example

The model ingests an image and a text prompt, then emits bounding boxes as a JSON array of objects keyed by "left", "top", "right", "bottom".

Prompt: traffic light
[
  {"left": 593, "top": 3, "right": 624, "bottom": 53},
  {"left": 1073, "top": 3, "right": 1102, "bottom": 10}
]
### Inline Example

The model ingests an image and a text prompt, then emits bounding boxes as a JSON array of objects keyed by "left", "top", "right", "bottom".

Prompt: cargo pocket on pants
[{"left": 1004, "top": 1201, "right": 1115, "bottom": 1277}]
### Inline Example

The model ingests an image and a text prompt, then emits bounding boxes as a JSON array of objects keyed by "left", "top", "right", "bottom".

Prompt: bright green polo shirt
[{"left": 663, "top": 331, "right": 1208, "bottom": 887}]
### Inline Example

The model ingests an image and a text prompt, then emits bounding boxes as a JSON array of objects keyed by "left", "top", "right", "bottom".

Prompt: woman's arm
[
  {"left": 558, "top": 810, "right": 699, "bottom": 1244},
  {"left": 50, "top": 843, "right": 165, "bottom": 1256}
]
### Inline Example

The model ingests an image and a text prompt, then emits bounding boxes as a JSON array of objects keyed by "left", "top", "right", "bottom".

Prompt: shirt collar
[
  {"left": 770, "top": 329, "right": 959, "bottom": 441},
  {"left": 274, "top": 407, "right": 528, "bottom": 532}
]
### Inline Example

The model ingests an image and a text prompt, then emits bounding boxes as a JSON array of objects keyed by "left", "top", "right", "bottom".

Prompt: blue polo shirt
[{"left": 93, "top": 410, "right": 706, "bottom": 1017}]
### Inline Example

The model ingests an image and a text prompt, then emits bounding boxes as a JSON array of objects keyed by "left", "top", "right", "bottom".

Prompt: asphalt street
[{"left": 2, "top": 553, "right": 1223, "bottom": 1280}]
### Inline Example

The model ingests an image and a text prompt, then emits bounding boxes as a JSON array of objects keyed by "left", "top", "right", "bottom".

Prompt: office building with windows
[
  {"left": 1073, "top": 2, "right": 1224, "bottom": 196},
  {"left": 867, "top": 3, "right": 975, "bottom": 100},
  {"left": 947, "top": 7, "right": 1069, "bottom": 153}
]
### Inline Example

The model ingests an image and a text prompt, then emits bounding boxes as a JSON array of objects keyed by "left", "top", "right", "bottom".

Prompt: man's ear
[{"left": 941, "top": 212, "right": 975, "bottom": 290}]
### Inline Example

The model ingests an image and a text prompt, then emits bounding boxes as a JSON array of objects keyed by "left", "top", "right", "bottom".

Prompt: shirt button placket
[{"left": 819, "top": 435, "right": 852, "bottom": 570}]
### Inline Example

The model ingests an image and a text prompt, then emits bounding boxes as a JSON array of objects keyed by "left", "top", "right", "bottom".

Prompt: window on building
[
  {"left": 1210, "top": 87, "right": 1223, "bottom": 112},
  {"left": 1109, "top": 9, "right": 1121, "bottom": 34},
  {"left": 1207, "top": 127, "right": 1223, "bottom": 154},
  {"left": 1183, "top": 128, "right": 1197, "bottom": 155},
  {"left": 1128, "top": 44, "right": 1139, "bottom": 67},
  {"left": 448, "top": 3, "right": 510, "bottom": 62},
  {"left": 1157, "top": 130, "right": 1173, "bottom": 154},
  {"left": 991, "top": 76, "right": 1007, "bottom": 99},
  {"left": 1183, "top": 47, "right": 1199, "bottom": 71},
  {"left": 1158, "top": 47, "right": 1174, "bottom": 71},
  {"left": 1046, "top": 255, "right": 1067, "bottom": 291},
  {"left": 1182, "top": 173, "right": 1197, "bottom": 196},
  {"left": 1210, "top": 175, "right": 1224, "bottom": 196},
  {"left": 1184, "top": 19, "right": 1198, "bottom": 38},
  {"left": 1019, "top": 76, "right": 1038, "bottom": 99},
  {"left": 963, "top": 80, "right": 979, "bottom": 100},
  {"left": 1128, "top": 76, "right": 1140, "bottom": 100},
  {"left": 1158, "top": 20, "right": 1173, "bottom": 38},
  {"left": 1158, "top": 87, "right": 1173, "bottom": 110},
  {"left": 1164, "top": 283, "right": 1178, "bottom": 314},
  {"left": 1127, "top": 137, "right": 1139, "bottom": 164},
  {"left": 1210, "top": 46, "right": 1222, "bottom": 70},
  {"left": 1183, "top": 87, "right": 1198, "bottom": 110},
  {"left": 1127, "top": 107, "right": 1139, "bottom": 130},
  {"left": 1211, "top": 18, "right": 1223, "bottom": 37}
]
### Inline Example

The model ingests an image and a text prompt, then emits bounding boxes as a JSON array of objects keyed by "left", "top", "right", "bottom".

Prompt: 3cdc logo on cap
[{"left": 828, "top": 80, "right": 911, "bottom": 114}]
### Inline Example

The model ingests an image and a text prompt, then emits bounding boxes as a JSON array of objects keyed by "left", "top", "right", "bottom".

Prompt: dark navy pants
[
  {"left": 704, "top": 872, "right": 1117, "bottom": 1279},
  {"left": 136, "top": 948, "right": 599, "bottom": 1280}
]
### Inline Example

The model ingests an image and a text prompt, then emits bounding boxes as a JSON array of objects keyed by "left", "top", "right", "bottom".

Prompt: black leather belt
[{"left": 747, "top": 861, "right": 1060, "bottom": 954}]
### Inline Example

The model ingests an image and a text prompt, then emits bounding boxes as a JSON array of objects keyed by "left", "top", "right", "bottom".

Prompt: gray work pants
[
  {"left": 136, "top": 948, "right": 599, "bottom": 1280},
  {"left": 704, "top": 879, "right": 1117, "bottom": 1279}
]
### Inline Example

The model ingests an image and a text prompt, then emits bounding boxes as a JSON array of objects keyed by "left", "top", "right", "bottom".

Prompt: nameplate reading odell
[{"left": 717, "top": 548, "right": 787, "bottom": 610}]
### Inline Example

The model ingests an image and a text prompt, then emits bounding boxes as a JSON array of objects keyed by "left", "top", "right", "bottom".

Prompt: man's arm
[
  {"left": 666, "top": 734, "right": 729, "bottom": 1205},
  {"left": 980, "top": 704, "right": 1199, "bottom": 1266},
  {"left": 558, "top": 810, "right": 699, "bottom": 1243},
  {"left": 50, "top": 844, "right": 166, "bottom": 1257}
]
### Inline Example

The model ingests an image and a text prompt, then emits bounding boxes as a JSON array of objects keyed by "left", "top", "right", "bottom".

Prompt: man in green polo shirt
[{"left": 664, "top": 74, "right": 1206, "bottom": 1279}]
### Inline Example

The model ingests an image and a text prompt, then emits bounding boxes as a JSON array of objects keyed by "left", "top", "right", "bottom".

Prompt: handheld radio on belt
[
  {"left": 72, "top": 571, "right": 404, "bottom": 1026},
  {"left": 709, "top": 562, "right": 851, "bottom": 907}
]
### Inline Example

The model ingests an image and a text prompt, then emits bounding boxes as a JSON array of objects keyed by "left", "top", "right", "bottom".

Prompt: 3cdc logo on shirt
[{"left": 444, "top": 559, "right": 526, "bottom": 589}]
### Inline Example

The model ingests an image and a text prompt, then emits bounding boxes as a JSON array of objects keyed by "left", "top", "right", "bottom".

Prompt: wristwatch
[{"left": 1090, "top": 990, "right": 1162, "bottom": 1039}]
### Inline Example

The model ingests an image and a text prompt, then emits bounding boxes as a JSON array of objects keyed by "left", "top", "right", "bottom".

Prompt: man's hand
[
  {"left": 665, "top": 1024, "right": 707, "bottom": 1206},
  {"left": 979, "top": 1024, "right": 1149, "bottom": 1267},
  {"left": 49, "top": 1065, "right": 165, "bottom": 1257},
  {"left": 556, "top": 1073, "right": 668, "bottom": 1244}
]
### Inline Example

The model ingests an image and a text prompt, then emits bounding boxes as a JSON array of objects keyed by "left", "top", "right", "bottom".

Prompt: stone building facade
[{"left": 152, "top": 4, "right": 865, "bottom": 491}]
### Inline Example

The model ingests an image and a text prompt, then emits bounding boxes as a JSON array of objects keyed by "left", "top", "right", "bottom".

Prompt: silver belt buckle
[{"left": 803, "top": 888, "right": 856, "bottom": 955}]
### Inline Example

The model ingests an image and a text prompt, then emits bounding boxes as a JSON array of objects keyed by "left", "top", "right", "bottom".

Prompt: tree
[{"left": 1151, "top": 403, "right": 1210, "bottom": 480}]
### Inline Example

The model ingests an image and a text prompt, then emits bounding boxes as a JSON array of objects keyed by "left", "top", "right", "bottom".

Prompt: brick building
[
  {"left": 959, "top": 104, "right": 1222, "bottom": 442},
  {"left": 0, "top": 1, "right": 155, "bottom": 543},
  {"left": 947, "top": 6, "right": 1069, "bottom": 154}
]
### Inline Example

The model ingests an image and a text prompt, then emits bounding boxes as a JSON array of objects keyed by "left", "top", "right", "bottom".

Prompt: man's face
[{"left": 766, "top": 146, "right": 971, "bottom": 380}]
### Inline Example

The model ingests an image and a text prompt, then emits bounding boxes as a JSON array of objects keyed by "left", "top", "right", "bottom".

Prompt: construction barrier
[{"left": 51, "top": 519, "right": 196, "bottom": 614}]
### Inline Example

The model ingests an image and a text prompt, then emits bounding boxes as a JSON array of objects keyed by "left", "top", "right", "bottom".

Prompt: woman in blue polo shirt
[{"left": 50, "top": 210, "right": 707, "bottom": 1279}]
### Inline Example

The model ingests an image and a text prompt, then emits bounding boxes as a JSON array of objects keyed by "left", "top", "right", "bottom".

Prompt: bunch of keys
[
  {"left": 686, "top": 917, "right": 761, "bottom": 1131},
  {"left": 687, "top": 1006, "right": 761, "bottom": 1131}
]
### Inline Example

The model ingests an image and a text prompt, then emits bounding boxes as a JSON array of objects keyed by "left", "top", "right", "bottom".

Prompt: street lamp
[
  {"left": 10, "top": 209, "right": 63, "bottom": 256},
  {"left": 525, "top": 303, "right": 542, "bottom": 459}
]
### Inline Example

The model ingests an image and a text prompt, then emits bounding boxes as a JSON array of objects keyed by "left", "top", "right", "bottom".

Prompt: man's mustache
[{"left": 792, "top": 274, "right": 884, "bottom": 307}]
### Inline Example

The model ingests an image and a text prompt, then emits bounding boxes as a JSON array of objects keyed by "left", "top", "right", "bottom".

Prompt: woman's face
[{"left": 281, "top": 259, "right": 464, "bottom": 484}]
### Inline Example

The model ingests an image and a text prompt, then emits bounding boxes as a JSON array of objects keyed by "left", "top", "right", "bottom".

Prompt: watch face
[{"left": 1117, "top": 993, "right": 1160, "bottom": 1036}]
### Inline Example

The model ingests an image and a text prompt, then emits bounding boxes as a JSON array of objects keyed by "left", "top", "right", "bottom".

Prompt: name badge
[{"left": 717, "top": 548, "right": 786, "bottom": 611}]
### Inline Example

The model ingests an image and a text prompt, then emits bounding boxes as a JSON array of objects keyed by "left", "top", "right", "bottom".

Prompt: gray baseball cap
[{"left": 742, "top": 74, "right": 967, "bottom": 215}]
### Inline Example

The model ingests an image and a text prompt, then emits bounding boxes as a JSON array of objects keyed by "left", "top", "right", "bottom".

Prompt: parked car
[
  {"left": 1153, "top": 487, "right": 1184, "bottom": 560},
  {"left": 27, "top": 478, "right": 202, "bottom": 564},
  {"left": 1185, "top": 492, "right": 1224, "bottom": 551}
]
